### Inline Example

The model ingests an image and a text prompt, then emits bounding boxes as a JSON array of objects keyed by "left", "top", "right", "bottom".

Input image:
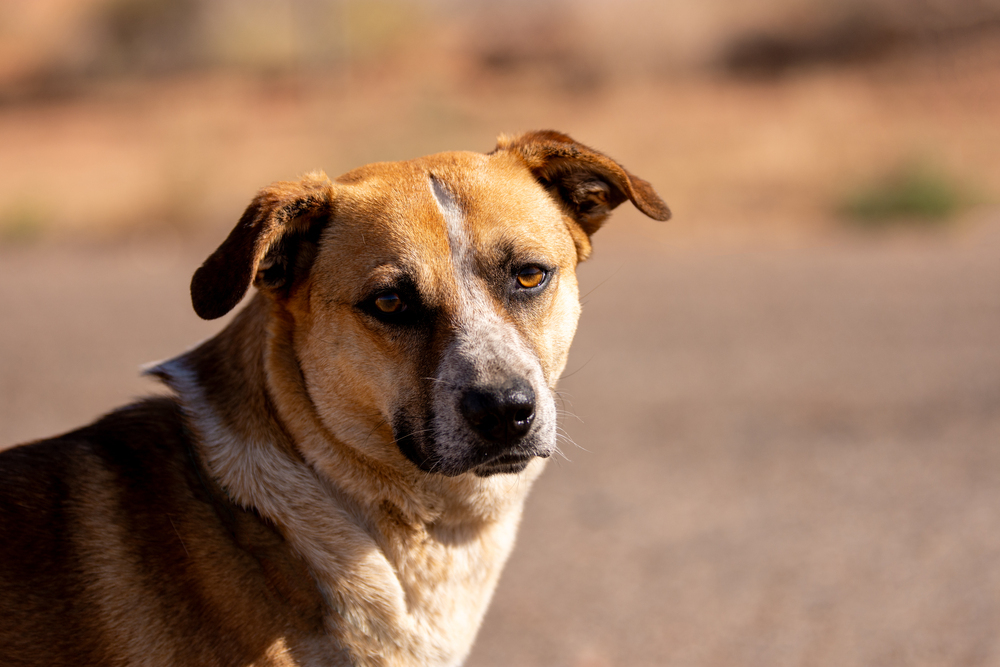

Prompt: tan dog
[{"left": 0, "top": 131, "right": 668, "bottom": 666}]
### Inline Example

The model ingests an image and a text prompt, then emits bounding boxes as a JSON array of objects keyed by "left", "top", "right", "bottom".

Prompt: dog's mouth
[{"left": 472, "top": 449, "right": 547, "bottom": 477}]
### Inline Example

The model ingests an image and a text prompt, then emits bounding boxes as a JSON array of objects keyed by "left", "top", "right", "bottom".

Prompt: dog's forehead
[{"left": 317, "top": 150, "right": 576, "bottom": 299}]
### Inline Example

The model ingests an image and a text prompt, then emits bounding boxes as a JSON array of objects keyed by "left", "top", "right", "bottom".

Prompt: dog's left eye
[{"left": 516, "top": 266, "right": 547, "bottom": 289}]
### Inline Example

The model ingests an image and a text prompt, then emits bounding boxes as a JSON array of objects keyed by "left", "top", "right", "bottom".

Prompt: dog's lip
[
  {"left": 479, "top": 445, "right": 539, "bottom": 464},
  {"left": 471, "top": 449, "right": 539, "bottom": 475},
  {"left": 489, "top": 451, "right": 534, "bottom": 464}
]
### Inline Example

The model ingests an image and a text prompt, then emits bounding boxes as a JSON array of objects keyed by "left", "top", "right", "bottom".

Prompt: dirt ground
[{"left": 3, "top": 210, "right": 999, "bottom": 666}]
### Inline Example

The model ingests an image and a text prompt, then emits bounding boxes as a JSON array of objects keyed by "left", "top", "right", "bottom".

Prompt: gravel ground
[{"left": 2, "top": 214, "right": 999, "bottom": 667}]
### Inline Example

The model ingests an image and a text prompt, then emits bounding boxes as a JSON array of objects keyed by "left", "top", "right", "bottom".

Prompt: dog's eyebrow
[
  {"left": 493, "top": 239, "right": 548, "bottom": 265},
  {"left": 484, "top": 237, "right": 558, "bottom": 275},
  {"left": 359, "top": 264, "right": 416, "bottom": 294}
]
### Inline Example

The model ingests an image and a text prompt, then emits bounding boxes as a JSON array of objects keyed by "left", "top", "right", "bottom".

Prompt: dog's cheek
[
  {"left": 391, "top": 411, "right": 438, "bottom": 473},
  {"left": 293, "top": 313, "right": 408, "bottom": 444},
  {"left": 535, "top": 272, "right": 582, "bottom": 386}
]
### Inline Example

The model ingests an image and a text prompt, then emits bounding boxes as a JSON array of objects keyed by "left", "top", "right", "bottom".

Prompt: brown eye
[
  {"left": 516, "top": 266, "right": 546, "bottom": 289},
  {"left": 375, "top": 292, "right": 405, "bottom": 313}
]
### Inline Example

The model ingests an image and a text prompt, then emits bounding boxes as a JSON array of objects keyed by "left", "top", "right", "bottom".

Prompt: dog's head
[{"left": 190, "top": 131, "right": 668, "bottom": 478}]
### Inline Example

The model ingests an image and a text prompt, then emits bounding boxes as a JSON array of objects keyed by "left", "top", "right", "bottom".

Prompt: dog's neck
[{"left": 151, "top": 294, "right": 542, "bottom": 667}]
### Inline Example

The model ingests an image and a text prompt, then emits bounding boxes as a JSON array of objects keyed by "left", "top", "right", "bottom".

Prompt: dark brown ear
[
  {"left": 191, "top": 172, "right": 334, "bottom": 320},
  {"left": 495, "top": 130, "right": 670, "bottom": 258}
]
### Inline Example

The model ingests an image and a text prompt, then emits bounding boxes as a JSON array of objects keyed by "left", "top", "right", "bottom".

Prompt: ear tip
[
  {"left": 648, "top": 201, "right": 672, "bottom": 221},
  {"left": 190, "top": 265, "right": 242, "bottom": 320},
  {"left": 627, "top": 177, "right": 672, "bottom": 221},
  {"left": 191, "top": 300, "right": 227, "bottom": 321}
]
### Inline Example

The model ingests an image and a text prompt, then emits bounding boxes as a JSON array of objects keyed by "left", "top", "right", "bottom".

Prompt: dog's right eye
[
  {"left": 361, "top": 289, "right": 421, "bottom": 325},
  {"left": 374, "top": 292, "right": 406, "bottom": 314}
]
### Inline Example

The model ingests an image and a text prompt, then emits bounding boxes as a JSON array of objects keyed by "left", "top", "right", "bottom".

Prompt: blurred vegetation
[
  {"left": 839, "top": 162, "right": 969, "bottom": 227},
  {"left": 2, "top": 0, "right": 425, "bottom": 94},
  {"left": 720, "top": 0, "right": 1000, "bottom": 78},
  {"left": 0, "top": 200, "right": 48, "bottom": 244},
  {"left": 5, "top": 0, "right": 1000, "bottom": 92}
]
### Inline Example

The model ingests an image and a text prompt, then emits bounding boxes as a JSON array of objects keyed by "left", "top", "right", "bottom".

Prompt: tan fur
[{"left": 0, "top": 131, "right": 668, "bottom": 666}]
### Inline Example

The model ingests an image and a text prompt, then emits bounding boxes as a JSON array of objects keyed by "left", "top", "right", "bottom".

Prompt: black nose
[{"left": 460, "top": 380, "right": 536, "bottom": 444}]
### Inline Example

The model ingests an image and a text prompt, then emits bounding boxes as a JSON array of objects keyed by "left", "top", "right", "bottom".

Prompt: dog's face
[
  {"left": 189, "top": 132, "right": 669, "bottom": 478},
  {"left": 296, "top": 151, "right": 583, "bottom": 477}
]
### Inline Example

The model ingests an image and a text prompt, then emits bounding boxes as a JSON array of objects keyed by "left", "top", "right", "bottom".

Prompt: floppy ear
[
  {"left": 494, "top": 130, "right": 670, "bottom": 259},
  {"left": 191, "top": 172, "right": 334, "bottom": 320}
]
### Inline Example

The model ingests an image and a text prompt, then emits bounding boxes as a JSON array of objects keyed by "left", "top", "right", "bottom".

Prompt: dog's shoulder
[
  {"left": 0, "top": 397, "right": 329, "bottom": 666},
  {"left": 0, "top": 397, "right": 187, "bottom": 527}
]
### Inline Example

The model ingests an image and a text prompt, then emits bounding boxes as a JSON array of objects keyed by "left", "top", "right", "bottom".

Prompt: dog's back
[{"left": 0, "top": 398, "right": 328, "bottom": 666}]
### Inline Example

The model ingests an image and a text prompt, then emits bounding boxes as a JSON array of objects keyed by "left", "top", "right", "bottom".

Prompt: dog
[{"left": 0, "top": 130, "right": 669, "bottom": 667}]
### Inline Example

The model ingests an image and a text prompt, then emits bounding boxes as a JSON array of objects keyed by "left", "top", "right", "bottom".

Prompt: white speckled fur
[{"left": 428, "top": 175, "right": 557, "bottom": 470}]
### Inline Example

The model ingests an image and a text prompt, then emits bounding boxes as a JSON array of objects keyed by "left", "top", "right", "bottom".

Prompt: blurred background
[{"left": 2, "top": 1, "right": 1000, "bottom": 665}]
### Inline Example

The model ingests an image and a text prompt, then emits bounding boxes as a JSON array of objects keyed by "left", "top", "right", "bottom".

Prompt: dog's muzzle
[{"left": 394, "top": 373, "right": 553, "bottom": 477}]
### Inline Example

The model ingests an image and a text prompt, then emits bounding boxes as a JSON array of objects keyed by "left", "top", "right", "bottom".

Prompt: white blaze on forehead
[
  {"left": 429, "top": 173, "right": 497, "bottom": 321},
  {"left": 430, "top": 174, "right": 475, "bottom": 283}
]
